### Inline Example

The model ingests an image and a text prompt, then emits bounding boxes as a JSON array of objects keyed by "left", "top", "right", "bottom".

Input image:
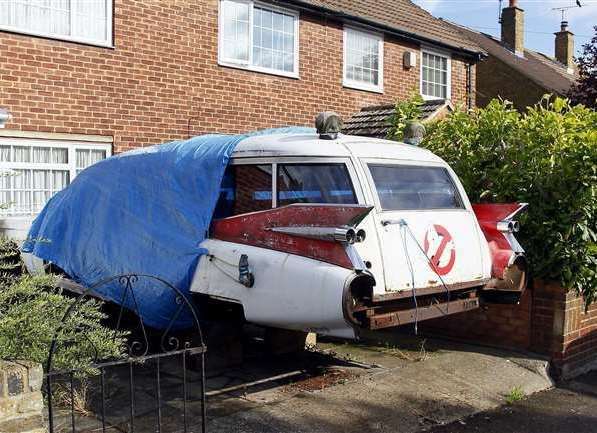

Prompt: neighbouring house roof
[
  {"left": 282, "top": 0, "right": 485, "bottom": 56},
  {"left": 448, "top": 23, "right": 577, "bottom": 95},
  {"left": 342, "top": 100, "right": 452, "bottom": 138}
]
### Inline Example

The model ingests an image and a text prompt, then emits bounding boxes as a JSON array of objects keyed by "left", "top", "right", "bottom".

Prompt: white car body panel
[{"left": 191, "top": 239, "right": 356, "bottom": 338}]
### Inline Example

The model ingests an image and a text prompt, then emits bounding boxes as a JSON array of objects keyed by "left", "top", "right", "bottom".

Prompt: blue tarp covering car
[{"left": 22, "top": 127, "right": 313, "bottom": 329}]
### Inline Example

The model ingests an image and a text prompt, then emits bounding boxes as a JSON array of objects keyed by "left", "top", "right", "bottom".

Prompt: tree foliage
[
  {"left": 420, "top": 97, "right": 596, "bottom": 304},
  {"left": 568, "top": 25, "right": 597, "bottom": 108},
  {"left": 0, "top": 238, "right": 126, "bottom": 373},
  {"left": 386, "top": 94, "right": 424, "bottom": 141}
]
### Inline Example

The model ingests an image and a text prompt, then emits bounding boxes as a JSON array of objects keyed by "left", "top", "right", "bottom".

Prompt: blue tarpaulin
[{"left": 22, "top": 127, "right": 313, "bottom": 329}]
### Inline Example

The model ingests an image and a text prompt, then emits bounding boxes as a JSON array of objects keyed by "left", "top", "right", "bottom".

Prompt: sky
[{"left": 412, "top": 0, "right": 596, "bottom": 57}]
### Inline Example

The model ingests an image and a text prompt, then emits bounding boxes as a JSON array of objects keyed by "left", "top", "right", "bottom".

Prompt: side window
[
  {"left": 214, "top": 164, "right": 273, "bottom": 218},
  {"left": 277, "top": 164, "right": 357, "bottom": 207}
]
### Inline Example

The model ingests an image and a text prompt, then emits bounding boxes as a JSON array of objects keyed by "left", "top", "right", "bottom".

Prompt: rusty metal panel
[
  {"left": 367, "top": 297, "right": 480, "bottom": 330},
  {"left": 211, "top": 204, "right": 372, "bottom": 268}
]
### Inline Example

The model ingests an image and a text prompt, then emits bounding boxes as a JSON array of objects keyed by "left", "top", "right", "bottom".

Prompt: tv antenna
[{"left": 552, "top": 1, "right": 583, "bottom": 22}]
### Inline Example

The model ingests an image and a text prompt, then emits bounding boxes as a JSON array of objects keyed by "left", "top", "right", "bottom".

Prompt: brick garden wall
[
  {"left": 0, "top": 0, "right": 475, "bottom": 152},
  {"left": 423, "top": 280, "right": 597, "bottom": 379},
  {"left": 0, "top": 360, "right": 45, "bottom": 433}
]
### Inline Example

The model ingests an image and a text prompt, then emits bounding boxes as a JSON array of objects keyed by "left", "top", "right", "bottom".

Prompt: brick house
[
  {"left": 1, "top": 1, "right": 595, "bottom": 381},
  {"left": 0, "top": 0, "right": 482, "bottom": 232},
  {"left": 449, "top": 0, "right": 578, "bottom": 110}
]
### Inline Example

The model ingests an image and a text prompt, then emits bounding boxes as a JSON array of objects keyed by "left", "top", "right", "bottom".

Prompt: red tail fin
[
  {"left": 211, "top": 204, "right": 373, "bottom": 268},
  {"left": 473, "top": 203, "right": 528, "bottom": 290}
]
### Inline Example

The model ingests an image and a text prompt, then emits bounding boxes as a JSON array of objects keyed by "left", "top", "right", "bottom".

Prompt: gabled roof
[
  {"left": 342, "top": 100, "right": 452, "bottom": 138},
  {"left": 448, "top": 22, "right": 577, "bottom": 95},
  {"left": 282, "top": 0, "right": 484, "bottom": 56}
]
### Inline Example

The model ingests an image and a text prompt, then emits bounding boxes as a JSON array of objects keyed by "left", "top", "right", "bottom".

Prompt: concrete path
[
  {"left": 205, "top": 334, "right": 553, "bottom": 433},
  {"left": 425, "top": 371, "right": 597, "bottom": 433}
]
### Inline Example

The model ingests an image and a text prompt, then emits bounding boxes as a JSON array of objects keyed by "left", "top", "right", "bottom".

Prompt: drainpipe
[{"left": 466, "top": 63, "right": 473, "bottom": 110}]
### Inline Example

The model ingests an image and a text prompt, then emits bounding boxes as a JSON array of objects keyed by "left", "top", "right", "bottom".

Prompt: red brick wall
[
  {"left": 422, "top": 289, "right": 532, "bottom": 350},
  {"left": 475, "top": 55, "right": 546, "bottom": 110},
  {"left": 0, "top": 0, "right": 474, "bottom": 152},
  {"left": 423, "top": 280, "right": 597, "bottom": 379}
]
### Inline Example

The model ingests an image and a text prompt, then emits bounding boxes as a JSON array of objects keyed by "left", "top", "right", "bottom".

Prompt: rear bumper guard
[{"left": 344, "top": 277, "right": 484, "bottom": 331}]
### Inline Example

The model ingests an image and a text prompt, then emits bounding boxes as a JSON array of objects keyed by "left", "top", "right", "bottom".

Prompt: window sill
[
  {"left": 0, "top": 26, "right": 114, "bottom": 49},
  {"left": 343, "top": 80, "right": 384, "bottom": 94},
  {"left": 420, "top": 94, "right": 449, "bottom": 102},
  {"left": 218, "top": 61, "right": 300, "bottom": 80}
]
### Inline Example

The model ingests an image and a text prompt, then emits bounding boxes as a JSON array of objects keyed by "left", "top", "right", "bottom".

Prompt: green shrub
[
  {"left": 420, "top": 97, "right": 597, "bottom": 305},
  {"left": 0, "top": 273, "right": 126, "bottom": 373},
  {"left": 386, "top": 94, "right": 424, "bottom": 141},
  {"left": 0, "top": 237, "right": 24, "bottom": 283}
]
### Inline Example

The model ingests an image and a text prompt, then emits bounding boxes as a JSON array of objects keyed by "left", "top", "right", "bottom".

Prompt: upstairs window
[
  {"left": 421, "top": 50, "right": 451, "bottom": 100},
  {"left": 219, "top": 0, "right": 299, "bottom": 77},
  {"left": 343, "top": 27, "right": 383, "bottom": 93},
  {"left": 0, "top": 138, "right": 111, "bottom": 217},
  {"left": 0, "top": 0, "right": 113, "bottom": 47}
]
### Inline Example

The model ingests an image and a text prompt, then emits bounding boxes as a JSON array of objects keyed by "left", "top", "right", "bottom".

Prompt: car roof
[{"left": 233, "top": 133, "right": 443, "bottom": 163}]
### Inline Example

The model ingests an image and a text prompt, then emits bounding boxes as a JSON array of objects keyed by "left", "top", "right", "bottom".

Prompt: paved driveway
[
  {"left": 204, "top": 331, "right": 553, "bottom": 433},
  {"left": 425, "top": 371, "right": 597, "bottom": 433}
]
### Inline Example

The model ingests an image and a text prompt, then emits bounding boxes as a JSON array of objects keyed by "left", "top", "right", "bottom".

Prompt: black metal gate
[{"left": 44, "top": 274, "right": 207, "bottom": 433}]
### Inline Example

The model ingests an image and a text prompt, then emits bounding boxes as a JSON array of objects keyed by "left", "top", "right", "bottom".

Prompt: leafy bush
[
  {"left": 419, "top": 97, "right": 596, "bottom": 304},
  {"left": 0, "top": 256, "right": 126, "bottom": 373},
  {"left": 386, "top": 94, "right": 424, "bottom": 141},
  {"left": 0, "top": 237, "right": 24, "bottom": 284}
]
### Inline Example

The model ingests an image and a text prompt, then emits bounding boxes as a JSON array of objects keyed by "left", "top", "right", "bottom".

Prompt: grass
[{"left": 505, "top": 386, "right": 525, "bottom": 405}]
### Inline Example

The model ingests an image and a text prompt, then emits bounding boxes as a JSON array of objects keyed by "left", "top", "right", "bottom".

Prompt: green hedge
[
  {"left": 390, "top": 97, "right": 597, "bottom": 305},
  {"left": 0, "top": 238, "right": 126, "bottom": 373}
]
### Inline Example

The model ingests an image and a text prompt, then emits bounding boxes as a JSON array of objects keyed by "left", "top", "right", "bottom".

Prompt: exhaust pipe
[
  {"left": 272, "top": 226, "right": 364, "bottom": 244},
  {"left": 497, "top": 220, "right": 520, "bottom": 233}
]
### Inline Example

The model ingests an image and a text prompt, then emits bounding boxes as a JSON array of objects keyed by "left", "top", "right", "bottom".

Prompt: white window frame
[
  {"left": 343, "top": 26, "right": 384, "bottom": 94},
  {"left": 218, "top": 0, "right": 300, "bottom": 78},
  {"left": 0, "top": 0, "right": 114, "bottom": 48},
  {"left": 420, "top": 48, "right": 452, "bottom": 101},
  {"left": 0, "top": 138, "right": 112, "bottom": 217}
]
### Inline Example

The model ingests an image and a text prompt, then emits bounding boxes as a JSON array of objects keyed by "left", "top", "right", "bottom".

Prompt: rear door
[{"left": 362, "top": 159, "right": 486, "bottom": 294}]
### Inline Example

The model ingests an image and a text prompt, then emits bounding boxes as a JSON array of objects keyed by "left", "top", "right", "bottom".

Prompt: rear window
[
  {"left": 277, "top": 164, "right": 357, "bottom": 206},
  {"left": 368, "top": 165, "right": 463, "bottom": 210}
]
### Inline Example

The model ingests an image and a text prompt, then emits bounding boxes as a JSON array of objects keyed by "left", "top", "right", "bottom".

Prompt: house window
[
  {"left": 0, "top": 139, "right": 111, "bottom": 216},
  {"left": 343, "top": 27, "right": 383, "bottom": 93},
  {"left": 0, "top": 0, "right": 113, "bottom": 46},
  {"left": 219, "top": 0, "right": 299, "bottom": 77},
  {"left": 421, "top": 50, "right": 451, "bottom": 100}
]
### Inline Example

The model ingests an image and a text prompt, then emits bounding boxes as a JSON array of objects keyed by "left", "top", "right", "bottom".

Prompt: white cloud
[
  {"left": 412, "top": 0, "right": 496, "bottom": 16},
  {"left": 412, "top": 0, "right": 443, "bottom": 14}
]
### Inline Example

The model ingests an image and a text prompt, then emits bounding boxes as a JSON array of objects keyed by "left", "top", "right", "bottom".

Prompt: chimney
[
  {"left": 501, "top": 0, "right": 525, "bottom": 57},
  {"left": 555, "top": 20, "right": 575, "bottom": 72}
]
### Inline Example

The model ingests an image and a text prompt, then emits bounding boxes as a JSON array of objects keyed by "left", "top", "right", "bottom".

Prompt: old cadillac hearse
[
  {"left": 23, "top": 116, "right": 527, "bottom": 339},
  {"left": 190, "top": 128, "right": 528, "bottom": 339}
]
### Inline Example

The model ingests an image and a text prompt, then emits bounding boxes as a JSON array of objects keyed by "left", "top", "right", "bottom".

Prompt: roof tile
[{"left": 292, "top": 0, "right": 483, "bottom": 54}]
